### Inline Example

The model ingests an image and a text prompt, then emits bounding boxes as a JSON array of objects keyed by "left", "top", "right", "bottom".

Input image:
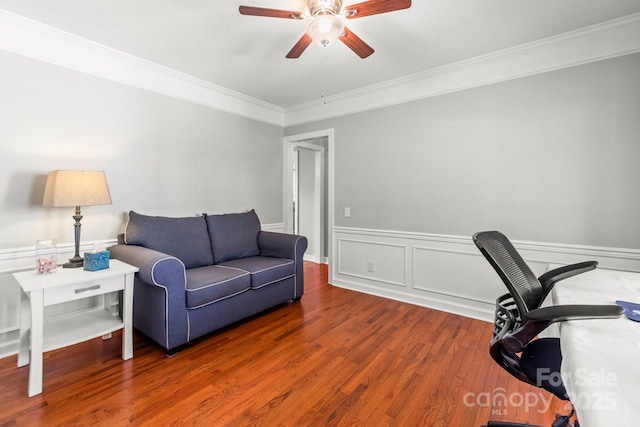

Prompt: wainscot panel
[
  {"left": 261, "top": 223, "right": 285, "bottom": 233},
  {"left": 331, "top": 227, "right": 640, "bottom": 323},
  {"left": 0, "top": 240, "right": 117, "bottom": 359},
  {"left": 337, "top": 238, "right": 407, "bottom": 288},
  {"left": 0, "top": 223, "right": 286, "bottom": 359}
]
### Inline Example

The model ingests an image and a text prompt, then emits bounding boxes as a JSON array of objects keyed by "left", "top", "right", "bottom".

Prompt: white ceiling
[{"left": 1, "top": 0, "right": 640, "bottom": 108}]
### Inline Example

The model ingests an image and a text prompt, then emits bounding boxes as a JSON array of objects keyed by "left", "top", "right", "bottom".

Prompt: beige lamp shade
[{"left": 42, "top": 170, "right": 112, "bottom": 207}]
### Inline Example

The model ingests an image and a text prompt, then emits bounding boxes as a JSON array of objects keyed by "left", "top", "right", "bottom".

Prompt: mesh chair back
[{"left": 473, "top": 231, "right": 544, "bottom": 317}]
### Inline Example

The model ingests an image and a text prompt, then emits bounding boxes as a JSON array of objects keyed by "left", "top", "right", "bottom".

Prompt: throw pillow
[
  {"left": 125, "top": 211, "right": 214, "bottom": 269},
  {"left": 206, "top": 209, "right": 261, "bottom": 264}
]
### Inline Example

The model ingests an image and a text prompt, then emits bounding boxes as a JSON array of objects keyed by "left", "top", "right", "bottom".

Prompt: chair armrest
[
  {"left": 538, "top": 261, "right": 598, "bottom": 298},
  {"left": 504, "top": 303, "right": 622, "bottom": 353},
  {"left": 258, "top": 231, "right": 308, "bottom": 261},
  {"left": 527, "top": 304, "right": 622, "bottom": 323},
  {"left": 109, "top": 244, "right": 186, "bottom": 291}
]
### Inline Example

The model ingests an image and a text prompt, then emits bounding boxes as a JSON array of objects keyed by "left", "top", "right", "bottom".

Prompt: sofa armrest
[
  {"left": 109, "top": 244, "right": 186, "bottom": 290},
  {"left": 108, "top": 243, "right": 189, "bottom": 351},
  {"left": 258, "top": 232, "right": 308, "bottom": 300},
  {"left": 258, "top": 231, "right": 308, "bottom": 261}
]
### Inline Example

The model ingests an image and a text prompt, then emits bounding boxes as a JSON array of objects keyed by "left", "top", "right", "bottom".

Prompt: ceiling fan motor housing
[{"left": 308, "top": 0, "right": 343, "bottom": 17}]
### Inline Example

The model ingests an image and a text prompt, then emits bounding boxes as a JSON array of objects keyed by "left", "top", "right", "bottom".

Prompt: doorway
[{"left": 283, "top": 129, "right": 334, "bottom": 270}]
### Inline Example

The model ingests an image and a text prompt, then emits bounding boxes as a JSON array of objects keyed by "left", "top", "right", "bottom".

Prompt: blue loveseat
[{"left": 109, "top": 209, "right": 307, "bottom": 355}]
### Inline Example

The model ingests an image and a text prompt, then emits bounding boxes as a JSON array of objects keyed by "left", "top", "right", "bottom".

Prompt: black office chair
[{"left": 473, "top": 231, "right": 623, "bottom": 427}]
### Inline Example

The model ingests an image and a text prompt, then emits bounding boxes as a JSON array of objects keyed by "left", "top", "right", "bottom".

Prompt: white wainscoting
[
  {"left": 265, "top": 223, "right": 326, "bottom": 263},
  {"left": 261, "top": 222, "right": 284, "bottom": 233},
  {"left": 0, "top": 223, "right": 285, "bottom": 359},
  {"left": 0, "top": 239, "right": 118, "bottom": 359},
  {"left": 331, "top": 227, "right": 640, "bottom": 323}
]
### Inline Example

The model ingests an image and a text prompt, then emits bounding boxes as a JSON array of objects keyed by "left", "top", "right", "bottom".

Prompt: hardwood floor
[{"left": 0, "top": 262, "right": 564, "bottom": 426}]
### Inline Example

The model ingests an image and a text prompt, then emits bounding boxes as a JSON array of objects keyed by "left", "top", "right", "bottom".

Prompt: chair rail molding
[
  {"left": 261, "top": 222, "right": 285, "bottom": 233},
  {"left": 331, "top": 226, "right": 640, "bottom": 323}
]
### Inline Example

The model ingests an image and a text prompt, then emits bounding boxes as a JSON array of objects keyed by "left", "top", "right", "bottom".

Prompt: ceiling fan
[{"left": 239, "top": 0, "right": 411, "bottom": 59}]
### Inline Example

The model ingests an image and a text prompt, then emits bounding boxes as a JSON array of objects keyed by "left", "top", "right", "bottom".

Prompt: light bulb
[{"left": 306, "top": 14, "right": 345, "bottom": 47}]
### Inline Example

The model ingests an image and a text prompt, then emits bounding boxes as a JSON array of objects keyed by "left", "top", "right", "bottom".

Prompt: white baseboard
[
  {"left": 331, "top": 227, "right": 640, "bottom": 323},
  {"left": 303, "top": 254, "right": 329, "bottom": 264}
]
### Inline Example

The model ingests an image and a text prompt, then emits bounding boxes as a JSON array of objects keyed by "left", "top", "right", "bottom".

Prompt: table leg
[
  {"left": 17, "top": 290, "right": 31, "bottom": 368},
  {"left": 101, "top": 293, "right": 113, "bottom": 340},
  {"left": 28, "top": 289, "right": 43, "bottom": 397},
  {"left": 122, "top": 273, "right": 134, "bottom": 360}
]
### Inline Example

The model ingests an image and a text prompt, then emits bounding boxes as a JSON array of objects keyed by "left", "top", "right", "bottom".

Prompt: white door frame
[
  {"left": 283, "top": 129, "right": 334, "bottom": 272},
  {"left": 293, "top": 142, "right": 324, "bottom": 263}
]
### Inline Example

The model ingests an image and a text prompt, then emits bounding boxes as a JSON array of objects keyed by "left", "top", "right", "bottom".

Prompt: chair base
[
  {"left": 483, "top": 409, "right": 579, "bottom": 427},
  {"left": 484, "top": 422, "right": 537, "bottom": 427}
]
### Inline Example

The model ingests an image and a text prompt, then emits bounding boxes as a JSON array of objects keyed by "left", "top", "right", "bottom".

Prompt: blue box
[{"left": 84, "top": 251, "right": 110, "bottom": 271}]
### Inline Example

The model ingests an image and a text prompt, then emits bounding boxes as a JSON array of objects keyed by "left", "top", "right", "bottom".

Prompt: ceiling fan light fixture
[
  {"left": 239, "top": 0, "right": 411, "bottom": 58},
  {"left": 308, "top": 0, "right": 342, "bottom": 16},
  {"left": 306, "top": 14, "right": 344, "bottom": 47}
]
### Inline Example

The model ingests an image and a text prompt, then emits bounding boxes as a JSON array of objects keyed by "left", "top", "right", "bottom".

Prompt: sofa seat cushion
[
  {"left": 125, "top": 211, "right": 214, "bottom": 269},
  {"left": 185, "top": 265, "right": 250, "bottom": 309},
  {"left": 218, "top": 256, "right": 295, "bottom": 289}
]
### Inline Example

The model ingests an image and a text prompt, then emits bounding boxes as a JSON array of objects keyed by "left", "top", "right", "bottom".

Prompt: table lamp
[{"left": 42, "top": 170, "right": 112, "bottom": 268}]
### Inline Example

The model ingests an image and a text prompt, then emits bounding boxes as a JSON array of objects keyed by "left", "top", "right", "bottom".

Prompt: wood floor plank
[{"left": 0, "top": 262, "right": 560, "bottom": 426}]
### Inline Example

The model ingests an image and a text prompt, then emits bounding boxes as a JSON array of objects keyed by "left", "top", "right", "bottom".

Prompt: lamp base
[{"left": 63, "top": 257, "right": 84, "bottom": 269}]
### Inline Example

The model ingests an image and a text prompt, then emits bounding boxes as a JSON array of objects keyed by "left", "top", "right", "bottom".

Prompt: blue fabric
[
  {"left": 206, "top": 209, "right": 261, "bottom": 263},
  {"left": 520, "top": 338, "right": 568, "bottom": 400},
  {"left": 125, "top": 211, "right": 214, "bottom": 269},
  {"left": 109, "top": 243, "right": 189, "bottom": 352},
  {"left": 186, "top": 278, "right": 296, "bottom": 342},
  {"left": 259, "top": 232, "right": 307, "bottom": 298},
  {"left": 616, "top": 300, "right": 640, "bottom": 322},
  {"left": 109, "top": 213, "right": 308, "bottom": 353},
  {"left": 219, "top": 256, "right": 295, "bottom": 289},
  {"left": 185, "top": 265, "right": 250, "bottom": 309}
]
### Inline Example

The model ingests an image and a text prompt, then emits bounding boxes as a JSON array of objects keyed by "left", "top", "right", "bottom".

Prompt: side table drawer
[{"left": 44, "top": 275, "right": 124, "bottom": 306}]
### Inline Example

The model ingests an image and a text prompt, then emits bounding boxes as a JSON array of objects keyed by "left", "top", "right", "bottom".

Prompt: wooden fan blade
[
  {"left": 339, "top": 27, "right": 374, "bottom": 58},
  {"left": 239, "top": 5, "right": 304, "bottom": 19},
  {"left": 286, "top": 34, "right": 313, "bottom": 58},
  {"left": 344, "top": 0, "right": 411, "bottom": 19}
]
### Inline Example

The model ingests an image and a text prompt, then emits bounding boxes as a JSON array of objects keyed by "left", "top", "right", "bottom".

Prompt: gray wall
[
  {"left": 0, "top": 49, "right": 285, "bottom": 357},
  {"left": 0, "top": 50, "right": 284, "bottom": 250},
  {"left": 286, "top": 53, "right": 640, "bottom": 249}
]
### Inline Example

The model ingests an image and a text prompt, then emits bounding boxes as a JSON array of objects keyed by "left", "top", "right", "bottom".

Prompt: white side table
[{"left": 13, "top": 259, "right": 138, "bottom": 397}]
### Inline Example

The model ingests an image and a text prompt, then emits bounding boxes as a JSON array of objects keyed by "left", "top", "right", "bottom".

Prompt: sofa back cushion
[
  {"left": 125, "top": 211, "right": 214, "bottom": 269},
  {"left": 206, "top": 209, "right": 261, "bottom": 264}
]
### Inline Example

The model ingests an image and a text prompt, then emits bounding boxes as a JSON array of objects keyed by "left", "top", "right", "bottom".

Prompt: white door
[
  {"left": 283, "top": 129, "right": 334, "bottom": 272},
  {"left": 291, "top": 142, "right": 324, "bottom": 263}
]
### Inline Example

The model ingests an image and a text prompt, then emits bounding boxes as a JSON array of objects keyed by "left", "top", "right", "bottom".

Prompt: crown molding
[
  {"left": 0, "top": 10, "right": 285, "bottom": 127},
  {"left": 284, "top": 12, "right": 640, "bottom": 126},
  {"left": 2, "top": 9, "right": 639, "bottom": 129}
]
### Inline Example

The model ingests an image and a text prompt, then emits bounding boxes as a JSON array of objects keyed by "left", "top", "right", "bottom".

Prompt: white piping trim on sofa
[{"left": 149, "top": 256, "right": 188, "bottom": 349}]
